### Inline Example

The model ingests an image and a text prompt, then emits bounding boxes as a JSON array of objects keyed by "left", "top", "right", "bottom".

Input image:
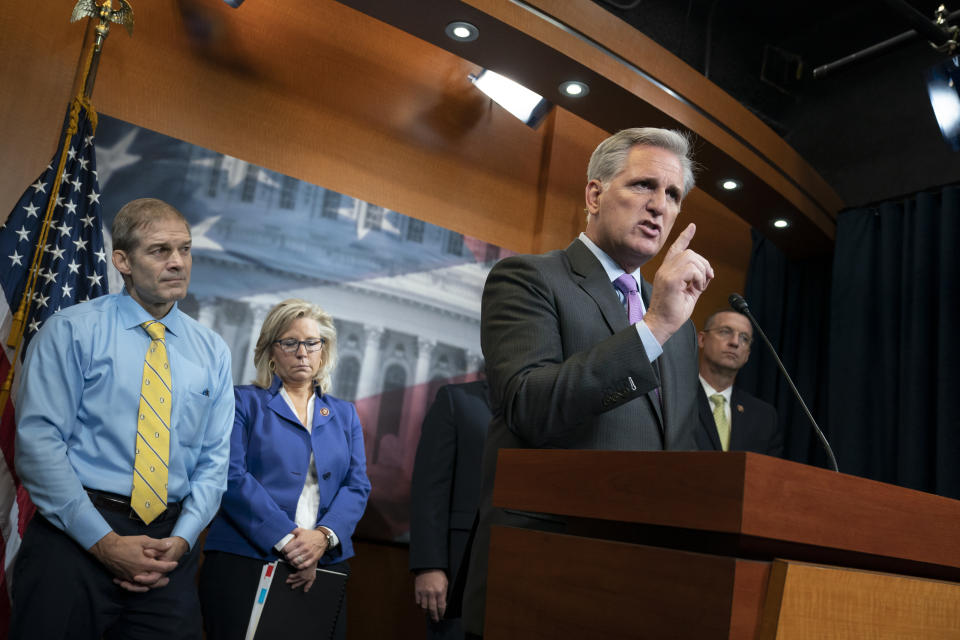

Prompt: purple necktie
[
  {"left": 613, "top": 273, "right": 643, "bottom": 324},
  {"left": 614, "top": 273, "right": 662, "bottom": 406}
]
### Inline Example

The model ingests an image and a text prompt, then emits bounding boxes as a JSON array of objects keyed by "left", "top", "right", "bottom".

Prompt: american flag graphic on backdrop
[
  {"left": 91, "top": 112, "right": 503, "bottom": 543},
  {"left": 0, "top": 101, "right": 108, "bottom": 616}
]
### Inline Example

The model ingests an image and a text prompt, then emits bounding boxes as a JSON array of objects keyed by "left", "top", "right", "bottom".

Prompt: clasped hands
[
  {"left": 281, "top": 526, "right": 330, "bottom": 592},
  {"left": 643, "top": 223, "right": 714, "bottom": 345},
  {"left": 89, "top": 531, "right": 189, "bottom": 593}
]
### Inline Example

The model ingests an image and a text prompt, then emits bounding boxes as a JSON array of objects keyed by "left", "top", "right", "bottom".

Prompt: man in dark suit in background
[
  {"left": 409, "top": 380, "right": 492, "bottom": 639},
  {"left": 696, "top": 309, "right": 783, "bottom": 456},
  {"left": 462, "top": 127, "right": 715, "bottom": 638}
]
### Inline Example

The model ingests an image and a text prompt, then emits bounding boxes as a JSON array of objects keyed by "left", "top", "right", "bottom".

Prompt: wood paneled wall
[{"left": 0, "top": 2, "right": 749, "bottom": 322}]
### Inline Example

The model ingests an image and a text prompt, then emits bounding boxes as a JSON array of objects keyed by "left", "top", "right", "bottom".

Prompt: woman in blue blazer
[{"left": 199, "top": 299, "right": 371, "bottom": 640}]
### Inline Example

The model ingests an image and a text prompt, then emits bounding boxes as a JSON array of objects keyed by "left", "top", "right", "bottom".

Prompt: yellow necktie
[
  {"left": 132, "top": 320, "right": 170, "bottom": 524},
  {"left": 709, "top": 393, "right": 731, "bottom": 452}
]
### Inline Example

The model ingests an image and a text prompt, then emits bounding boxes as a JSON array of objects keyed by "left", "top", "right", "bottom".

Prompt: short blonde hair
[{"left": 252, "top": 299, "right": 339, "bottom": 393}]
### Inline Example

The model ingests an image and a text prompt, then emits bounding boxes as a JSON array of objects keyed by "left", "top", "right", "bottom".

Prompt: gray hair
[
  {"left": 587, "top": 127, "right": 696, "bottom": 197},
  {"left": 253, "top": 298, "right": 339, "bottom": 394},
  {"left": 111, "top": 198, "right": 189, "bottom": 253}
]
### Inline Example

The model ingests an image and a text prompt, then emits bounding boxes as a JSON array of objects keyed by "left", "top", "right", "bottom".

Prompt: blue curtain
[
  {"left": 828, "top": 184, "right": 960, "bottom": 498},
  {"left": 740, "top": 182, "right": 960, "bottom": 498},
  {"left": 736, "top": 230, "right": 833, "bottom": 467}
]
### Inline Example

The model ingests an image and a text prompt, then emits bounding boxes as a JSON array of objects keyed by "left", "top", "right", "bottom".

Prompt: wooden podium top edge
[{"left": 492, "top": 450, "right": 960, "bottom": 571}]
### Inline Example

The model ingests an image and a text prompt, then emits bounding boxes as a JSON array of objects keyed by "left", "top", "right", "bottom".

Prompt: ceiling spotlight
[
  {"left": 772, "top": 219, "right": 790, "bottom": 229},
  {"left": 469, "top": 69, "right": 552, "bottom": 128},
  {"left": 445, "top": 21, "right": 479, "bottom": 42},
  {"left": 559, "top": 81, "right": 590, "bottom": 97},
  {"left": 720, "top": 179, "right": 741, "bottom": 191},
  {"left": 925, "top": 55, "right": 960, "bottom": 150}
]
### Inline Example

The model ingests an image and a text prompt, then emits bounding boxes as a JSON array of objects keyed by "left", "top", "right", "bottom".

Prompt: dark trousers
[
  {"left": 10, "top": 504, "right": 202, "bottom": 640},
  {"left": 198, "top": 550, "right": 349, "bottom": 640},
  {"left": 427, "top": 616, "right": 465, "bottom": 640}
]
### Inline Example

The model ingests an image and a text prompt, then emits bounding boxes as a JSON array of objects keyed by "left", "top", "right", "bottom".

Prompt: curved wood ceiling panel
[{"left": 339, "top": 0, "right": 842, "bottom": 256}]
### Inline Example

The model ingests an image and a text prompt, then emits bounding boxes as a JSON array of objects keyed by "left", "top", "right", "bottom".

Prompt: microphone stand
[{"left": 729, "top": 294, "right": 839, "bottom": 472}]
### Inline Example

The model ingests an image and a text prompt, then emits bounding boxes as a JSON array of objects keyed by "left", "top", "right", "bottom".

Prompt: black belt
[{"left": 84, "top": 488, "right": 182, "bottom": 523}]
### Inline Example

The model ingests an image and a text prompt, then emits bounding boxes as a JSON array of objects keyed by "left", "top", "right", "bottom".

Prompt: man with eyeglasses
[{"left": 695, "top": 310, "right": 783, "bottom": 456}]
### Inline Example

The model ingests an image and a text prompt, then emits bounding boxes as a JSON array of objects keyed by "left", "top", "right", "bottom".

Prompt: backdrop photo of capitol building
[{"left": 95, "top": 114, "right": 509, "bottom": 541}]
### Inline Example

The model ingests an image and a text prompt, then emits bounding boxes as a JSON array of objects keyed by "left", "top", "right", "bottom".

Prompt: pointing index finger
[{"left": 664, "top": 223, "right": 696, "bottom": 260}]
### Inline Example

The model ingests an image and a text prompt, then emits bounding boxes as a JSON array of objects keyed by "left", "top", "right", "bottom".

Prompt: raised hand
[{"left": 644, "top": 223, "right": 713, "bottom": 345}]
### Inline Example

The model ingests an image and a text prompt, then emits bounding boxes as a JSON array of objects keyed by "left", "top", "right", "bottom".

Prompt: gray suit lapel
[
  {"left": 567, "top": 239, "right": 664, "bottom": 430},
  {"left": 566, "top": 240, "right": 629, "bottom": 334}
]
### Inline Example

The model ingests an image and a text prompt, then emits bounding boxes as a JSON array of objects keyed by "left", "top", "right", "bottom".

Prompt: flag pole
[
  {"left": 1, "top": 0, "right": 132, "bottom": 397},
  {"left": 79, "top": 0, "right": 135, "bottom": 99}
]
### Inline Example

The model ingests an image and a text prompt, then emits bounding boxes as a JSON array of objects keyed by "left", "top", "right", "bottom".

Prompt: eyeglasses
[
  {"left": 703, "top": 326, "right": 752, "bottom": 346},
  {"left": 273, "top": 338, "right": 325, "bottom": 354}
]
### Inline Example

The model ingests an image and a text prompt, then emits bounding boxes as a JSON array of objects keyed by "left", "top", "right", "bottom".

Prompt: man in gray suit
[{"left": 462, "top": 128, "right": 714, "bottom": 638}]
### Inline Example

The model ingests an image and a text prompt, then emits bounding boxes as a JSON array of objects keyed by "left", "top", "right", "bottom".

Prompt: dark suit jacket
[
  {"left": 695, "top": 385, "right": 783, "bottom": 457},
  {"left": 408, "top": 381, "right": 491, "bottom": 593},
  {"left": 462, "top": 239, "right": 700, "bottom": 634}
]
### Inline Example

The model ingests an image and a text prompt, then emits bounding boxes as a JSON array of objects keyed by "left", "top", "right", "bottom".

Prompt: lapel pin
[
  {"left": 320, "top": 407, "right": 330, "bottom": 417},
  {"left": 737, "top": 404, "right": 744, "bottom": 413}
]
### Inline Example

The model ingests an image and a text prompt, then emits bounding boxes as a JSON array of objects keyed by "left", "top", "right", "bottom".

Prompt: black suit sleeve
[
  {"left": 409, "top": 386, "right": 457, "bottom": 572},
  {"left": 729, "top": 389, "right": 783, "bottom": 457}
]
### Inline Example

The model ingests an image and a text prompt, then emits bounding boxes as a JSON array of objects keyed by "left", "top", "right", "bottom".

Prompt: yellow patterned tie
[
  {"left": 132, "top": 321, "right": 170, "bottom": 524},
  {"left": 709, "top": 393, "right": 731, "bottom": 452}
]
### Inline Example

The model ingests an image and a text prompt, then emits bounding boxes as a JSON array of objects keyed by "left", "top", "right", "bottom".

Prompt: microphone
[{"left": 729, "top": 293, "right": 839, "bottom": 472}]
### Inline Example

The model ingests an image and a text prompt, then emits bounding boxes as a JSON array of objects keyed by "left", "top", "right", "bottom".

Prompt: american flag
[{"left": 0, "top": 98, "right": 108, "bottom": 621}]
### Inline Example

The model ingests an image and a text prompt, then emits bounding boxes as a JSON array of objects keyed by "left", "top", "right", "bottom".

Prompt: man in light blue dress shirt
[{"left": 11, "top": 198, "right": 234, "bottom": 640}]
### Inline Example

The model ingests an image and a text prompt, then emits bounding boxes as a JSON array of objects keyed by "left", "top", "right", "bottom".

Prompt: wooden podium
[{"left": 483, "top": 451, "right": 960, "bottom": 639}]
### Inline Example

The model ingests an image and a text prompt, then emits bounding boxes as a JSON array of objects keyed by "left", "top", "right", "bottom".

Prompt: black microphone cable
[{"left": 729, "top": 293, "right": 839, "bottom": 472}]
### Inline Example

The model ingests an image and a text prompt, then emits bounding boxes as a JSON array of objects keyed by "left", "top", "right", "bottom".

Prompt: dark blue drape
[
  {"left": 740, "top": 183, "right": 960, "bottom": 498},
  {"left": 828, "top": 184, "right": 960, "bottom": 498},
  {"left": 736, "top": 230, "right": 833, "bottom": 468}
]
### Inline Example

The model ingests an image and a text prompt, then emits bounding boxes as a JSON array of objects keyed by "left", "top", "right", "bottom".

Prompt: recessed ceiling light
[
  {"left": 559, "top": 81, "right": 590, "bottom": 97},
  {"left": 772, "top": 219, "right": 790, "bottom": 229},
  {"left": 445, "top": 21, "right": 478, "bottom": 42},
  {"left": 720, "top": 179, "right": 741, "bottom": 191}
]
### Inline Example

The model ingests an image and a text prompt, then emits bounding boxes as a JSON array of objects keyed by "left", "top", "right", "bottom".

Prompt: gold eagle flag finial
[{"left": 71, "top": 0, "right": 134, "bottom": 38}]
